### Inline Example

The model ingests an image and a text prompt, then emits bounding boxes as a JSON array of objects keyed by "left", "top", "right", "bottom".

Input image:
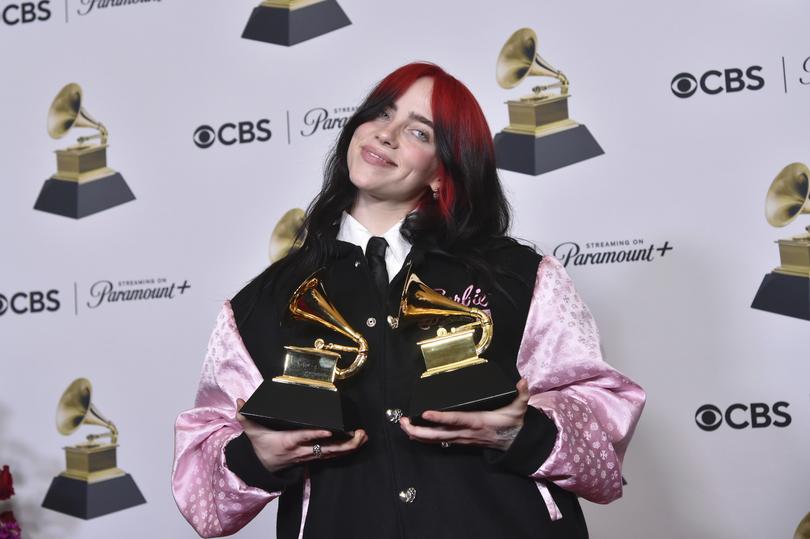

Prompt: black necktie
[{"left": 366, "top": 236, "right": 389, "bottom": 299}]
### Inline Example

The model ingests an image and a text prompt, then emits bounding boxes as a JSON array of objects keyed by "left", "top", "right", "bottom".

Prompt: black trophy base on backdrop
[
  {"left": 34, "top": 174, "right": 135, "bottom": 219},
  {"left": 409, "top": 362, "right": 518, "bottom": 426},
  {"left": 42, "top": 474, "right": 145, "bottom": 519},
  {"left": 242, "top": 0, "right": 351, "bottom": 46},
  {"left": 494, "top": 125, "right": 604, "bottom": 176},
  {"left": 751, "top": 272, "right": 810, "bottom": 321},
  {"left": 240, "top": 380, "right": 357, "bottom": 440}
]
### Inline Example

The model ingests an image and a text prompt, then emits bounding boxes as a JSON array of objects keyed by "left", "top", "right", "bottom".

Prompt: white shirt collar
[{"left": 336, "top": 211, "right": 412, "bottom": 281}]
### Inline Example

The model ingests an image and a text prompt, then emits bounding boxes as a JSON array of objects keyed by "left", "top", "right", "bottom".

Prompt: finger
[
  {"left": 305, "top": 430, "right": 367, "bottom": 461},
  {"left": 492, "top": 380, "right": 530, "bottom": 413},
  {"left": 285, "top": 429, "right": 333, "bottom": 447},
  {"left": 322, "top": 430, "right": 367, "bottom": 455},
  {"left": 236, "top": 398, "right": 246, "bottom": 411},
  {"left": 420, "top": 410, "right": 483, "bottom": 429},
  {"left": 400, "top": 417, "right": 467, "bottom": 442},
  {"left": 514, "top": 379, "right": 530, "bottom": 405}
]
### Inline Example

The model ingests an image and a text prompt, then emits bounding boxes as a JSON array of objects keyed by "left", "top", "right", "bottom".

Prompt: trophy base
[
  {"left": 41, "top": 473, "right": 145, "bottom": 519},
  {"left": 409, "top": 362, "right": 517, "bottom": 426},
  {"left": 241, "top": 380, "right": 357, "bottom": 440},
  {"left": 751, "top": 271, "right": 810, "bottom": 321},
  {"left": 33, "top": 173, "right": 135, "bottom": 219},
  {"left": 494, "top": 125, "right": 604, "bottom": 176},
  {"left": 242, "top": 0, "right": 351, "bottom": 46}
]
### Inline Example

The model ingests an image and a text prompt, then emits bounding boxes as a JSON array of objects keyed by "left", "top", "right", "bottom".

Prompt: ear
[{"left": 429, "top": 177, "right": 441, "bottom": 193}]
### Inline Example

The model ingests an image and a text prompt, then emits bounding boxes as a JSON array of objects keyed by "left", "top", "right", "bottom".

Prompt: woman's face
[{"left": 347, "top": 77, "right": 440, "bottom": 203}]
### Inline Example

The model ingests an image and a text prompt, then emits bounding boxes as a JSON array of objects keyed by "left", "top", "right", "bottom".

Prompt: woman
[{"left": 172, "top": 62, "right": 645, "bottom": 539}]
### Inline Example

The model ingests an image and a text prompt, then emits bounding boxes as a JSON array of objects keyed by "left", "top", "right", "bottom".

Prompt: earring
[{"left": 432, "top": 188, "right": 439, "bottom": 200}]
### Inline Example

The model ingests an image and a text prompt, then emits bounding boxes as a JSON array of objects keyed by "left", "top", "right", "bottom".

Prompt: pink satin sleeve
[
  {"left": 516, "top": 256, "right": 646, "bottom": 508},
  {"left": 172, "top": 301, "right": 278, "bottom": 538}
]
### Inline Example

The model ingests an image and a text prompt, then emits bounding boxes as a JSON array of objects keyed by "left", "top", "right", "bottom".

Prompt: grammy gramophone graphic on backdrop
[
  {"left": 751, "top": 163, "right": 810, "bottom": 321},
  {"left": 269, "top": 208, "right": 305, "bottom": 263},
  {"left": 494, "top": 28, "right": 603, "bottom": 176},
  {"left": 242, "top": 0, "right": 350, "bottom": 46},
  {"left": 34, "top": 83, "right": 135, "bottom": 219},
  {"left": 42, "top": 378, "right": 145, "bottom": 519}
]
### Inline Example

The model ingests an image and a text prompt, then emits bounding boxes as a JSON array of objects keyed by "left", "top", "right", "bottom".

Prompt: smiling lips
[{"left": 361, "top": 145, "right": 396, "bottom": 167}]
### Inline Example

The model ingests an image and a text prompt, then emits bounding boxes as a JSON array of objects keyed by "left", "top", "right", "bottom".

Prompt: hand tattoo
[{"left": 494, "top": 426, "right": 521, "bottom": 448}]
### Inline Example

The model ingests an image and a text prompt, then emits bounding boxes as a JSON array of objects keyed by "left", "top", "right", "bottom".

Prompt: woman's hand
[
  {"left": 236, "top": 398, "right": 368, "bottom": 473},
  {"left": 399, "top": 379, "right": 530, "bottom": 452}
]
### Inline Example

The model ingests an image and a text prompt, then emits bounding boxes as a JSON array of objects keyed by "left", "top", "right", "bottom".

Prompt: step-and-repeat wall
[{"left": 1, "top": 0, "right": 808, "bottom": 537}]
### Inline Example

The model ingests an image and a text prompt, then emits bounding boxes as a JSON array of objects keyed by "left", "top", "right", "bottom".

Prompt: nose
[{"left": 375, "top": 126, "right": 398, "bottom": 148}]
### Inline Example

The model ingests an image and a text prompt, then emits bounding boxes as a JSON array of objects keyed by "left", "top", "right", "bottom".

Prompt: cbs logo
[
  {"left": 671, "top": 66, "right": 764, "bottom": 98},
  {"left": 0, "top": 290, "right": 60, "bottom": 316},
  {"left": 695, "top": 402, "right": 791, "bottom": 431},
  {"left": 193, "top": 120, "right": 272, "bottom": 149},
  {"left": 2, "top": 1, "right": 51, "bottom": 25}
]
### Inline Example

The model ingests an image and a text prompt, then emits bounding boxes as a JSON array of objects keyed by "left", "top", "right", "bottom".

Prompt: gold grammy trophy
[
  {"left": 34, "top": 83, "right": 135, "bottom": 219},
  {"left": 42, "top": 378, "right": 145, "bottom": 519},
  {"left": 400, "top": 273, "right": 516, "bottom": 425},
  {"left": 493, "top": 27, "right": 603, "bottom": 176},
  {"left": 751, "top": 162, "right": 810, "bottom": 320},
  {"left": 242, "top": 0, "right": 351, "bottom": 46},
  {"left": 240, "top": 276, "right": 369, "bottom": 438}
]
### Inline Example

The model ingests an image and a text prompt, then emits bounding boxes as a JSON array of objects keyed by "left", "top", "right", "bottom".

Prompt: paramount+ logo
[
  {"left": 2, "top": 0, "right": 51, "bottom": 25},
  {"left": 193, "top": 120, "right": 272, "bottom": 149},
  {"left": 671, "top": 66, "right": 764, "bottom": 98},
  {"left": 0, "top": 289, "right": 60, "bottom": 316},
  {"left": 694, "top": 402, "right": 791, "bottom": 431}
]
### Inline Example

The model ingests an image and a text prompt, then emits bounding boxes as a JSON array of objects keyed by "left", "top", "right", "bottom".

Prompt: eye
[{"left": 411, "top": 129, "right": 430, "bottom": 142}]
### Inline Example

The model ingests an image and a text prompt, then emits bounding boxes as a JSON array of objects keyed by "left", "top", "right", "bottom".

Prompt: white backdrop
[{"left": 1, "top": 0, "right": 808, "bottom": 537}]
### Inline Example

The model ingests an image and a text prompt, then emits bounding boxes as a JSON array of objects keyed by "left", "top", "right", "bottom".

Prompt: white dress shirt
[{"left": 336, "top": 211, "right": 411, "bottom": 282}]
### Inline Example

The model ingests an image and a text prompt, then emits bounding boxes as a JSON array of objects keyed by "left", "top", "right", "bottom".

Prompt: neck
[{"left": 349, "top": 193, "right": 418, "bottom": 236}]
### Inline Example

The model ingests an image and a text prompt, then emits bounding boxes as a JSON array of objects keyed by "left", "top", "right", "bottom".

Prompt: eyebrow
[{"left": 387, "top": 103, "right": 434, "bottom": 128}]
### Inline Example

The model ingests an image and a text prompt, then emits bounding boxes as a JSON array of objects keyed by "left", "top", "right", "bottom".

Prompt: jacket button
[
  {"left": 366, "top": 317, "right": 376, "bottom": 327},
  {"left": 354, "top": 260, "right": 360, "bottom": 267},
  {"left": 398, "top": 487, "right": 416, "bottom": 504},
  {"left": 387, "top": 315, "right": 399, "bottom": 329},
  {"left": 385, "top": 408, "right": 402, "bottom": 423}
]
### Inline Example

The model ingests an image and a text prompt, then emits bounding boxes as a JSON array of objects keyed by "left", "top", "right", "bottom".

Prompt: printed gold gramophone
[
  {"left": 240, "top": 276, "right": 368, "bottom": 437},
  {"left": 795, "top": 512, "right": 810, "bottom": 539},
  {"left": 242, "top": 0, "right": 350, "bottom": 46},
  {"left": 269, "top": 208, "right": 306, "bottom": 263},
  {"left": 34, "top": 83, "right": 135, "bottom": 219},
  {"left": 752, "top": 162, "right": 810, "bottom": 320},
  {"left": 399, "top": 273, "right": 516, "bottom": 425},
  {"left": 42, "top": 378, "right": 145, "bottom": 519},
  {"left": 493, "top": 27, "right": 603, "bottom": 176}
]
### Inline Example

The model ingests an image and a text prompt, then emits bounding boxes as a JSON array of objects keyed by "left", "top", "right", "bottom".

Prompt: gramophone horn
[
  {"left": 496, "top": 27, "right": 567, "bottom": 90},
  {"left": 399, "top": 272, "right": 493, "bottom": 357},
  {"left": 269, "top": 208, "right": 306, "bottom": 263},
  {"left": 766, "top": 162, "right": 810, "bottom": 227},
  {"left": 290, "top": 277, "right": 369, "bottom": 380},
  {"left": 47, "top": 83, "right": 107, "bottom": 141},
  {"left": 56, "top": 378, "right": 118, "bottom": 443}
]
